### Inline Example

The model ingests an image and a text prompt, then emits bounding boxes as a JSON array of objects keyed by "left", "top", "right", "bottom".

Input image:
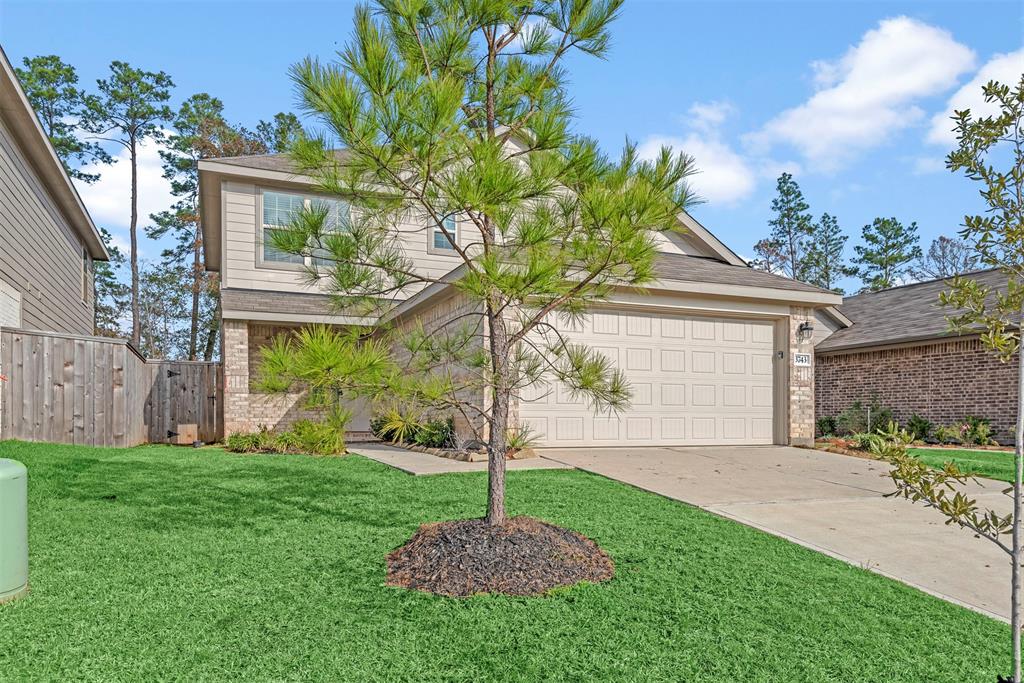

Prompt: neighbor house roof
[
  {"left": 816, "top": 268, "right": 1008, "bottom": 353},
  {"left": 0, "top": 46, "right": 108, "bottom": 260}
]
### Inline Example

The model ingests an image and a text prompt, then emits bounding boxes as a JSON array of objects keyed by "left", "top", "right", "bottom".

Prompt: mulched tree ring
[{"left": 386, "top": 516, "right": 615, "bottom": 597}]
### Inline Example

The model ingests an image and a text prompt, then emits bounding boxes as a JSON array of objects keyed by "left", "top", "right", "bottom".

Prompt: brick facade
[
  {"left": 390, "top": 292, "right": 487, "bottom": 442},
  {"left": 222, "top": 320, "right": 361, "bottom": 435},
  {"left": 789, "top": 306, "right": 816, "bottom": 447},
  {"left": 815, "top": 337, "right": 1019, "bottom": 443}
]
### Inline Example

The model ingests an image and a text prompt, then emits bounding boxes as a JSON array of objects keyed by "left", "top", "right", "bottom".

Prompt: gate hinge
[{"left": 167, "top": 369, "right": 181, "bottom": 378}]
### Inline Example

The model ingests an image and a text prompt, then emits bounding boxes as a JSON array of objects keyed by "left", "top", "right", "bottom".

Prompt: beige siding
[
  {"left": 0, "top": 115, "right": 93, "bottom": 335},
  {"left": 652, "top": 230, "right": 723, "bottom": 258},
  {"left": 221, "top": 181, "right": 468, "bottom": 296}
]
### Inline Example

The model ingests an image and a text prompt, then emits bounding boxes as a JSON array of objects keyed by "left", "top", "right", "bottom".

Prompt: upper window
[
  {"left": 80, "top": 247, "right": 89, "bottom": 302},
  {"left": 261, "top": 191, "right": 305, "bottom": 264},
  {"left": 311, "top": 198, "right": 349, "bottom": 267},
  {"left": 432, "top": 216, "right": 458, "bottom": 251}
]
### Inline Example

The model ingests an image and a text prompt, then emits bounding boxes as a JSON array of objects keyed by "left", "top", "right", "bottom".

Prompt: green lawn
[
  {"left": 910, "top": 447, "right": 1016, "bottom": 484},
  {"left": 0, "top": 441, "right": 1007, "bottom": 682}
]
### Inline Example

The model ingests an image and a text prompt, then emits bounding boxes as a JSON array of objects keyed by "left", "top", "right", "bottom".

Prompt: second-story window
[
  {"left": 311, "top": 198, "right": 349, "bottom": 267},
  {"left": 432, "top": 216, "right": 458, "bottom": 251},
  {"left": 262, "top": 191, "right": 305, "bottom": 264}
]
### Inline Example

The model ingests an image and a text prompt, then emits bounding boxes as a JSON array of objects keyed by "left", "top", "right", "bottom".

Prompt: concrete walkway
[
  {"left": 351, "top": 442, "right": 571, "bottom": 476},
  {"left": 541, "top": 445, "right": 1011, "bottom": 622}
]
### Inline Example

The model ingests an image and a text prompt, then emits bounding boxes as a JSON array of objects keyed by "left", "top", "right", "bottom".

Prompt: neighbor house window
[
  {"left": 432, "top": 216, "right": 457, "bottom": 251},
  {"left": 81, "top": 247, "right": 89, "bottom": 302},
  {"left": 262, "top": 191, "right": 305, "bottom": 264},
  {"left": 311, "top": 197, "right": 349, "bottom": 267}
]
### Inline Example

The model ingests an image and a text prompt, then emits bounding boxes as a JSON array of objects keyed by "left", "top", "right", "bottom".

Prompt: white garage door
[{"left": 519, "top": 309, "right": 776, "bottom": 446}]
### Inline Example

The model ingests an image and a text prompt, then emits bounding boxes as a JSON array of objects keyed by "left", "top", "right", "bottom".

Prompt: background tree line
[
  {"left": 750, "top": 171, "right": 980, "bottom": 294},
  {"left": 14, "top": 55, "right": 303, "bottom": 359}
]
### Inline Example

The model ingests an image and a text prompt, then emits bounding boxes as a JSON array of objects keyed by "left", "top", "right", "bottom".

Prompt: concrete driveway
[{"left": 540, "top": 445, "right": 1011, "bottom": 622}]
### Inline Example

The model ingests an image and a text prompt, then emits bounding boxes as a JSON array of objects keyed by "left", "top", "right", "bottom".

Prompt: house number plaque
[{"left": 793, "top": 353, "right": 811, "bottom": 367}]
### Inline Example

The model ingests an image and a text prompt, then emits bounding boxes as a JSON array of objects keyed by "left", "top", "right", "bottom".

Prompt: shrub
[
  {"left": 507, "top": 425, "right": 537, "bottom": 452},
  {"left": 905, "top": 414, "right": 933, "bottom": 442},
  {"left": 837, "top": 399, "right": 894, "bottom": 435},
  {"left": 816, "top": 416, "right": 838, "bottom": 438},
  {"left": 225, "top": 408, "right": 350, "bottom": 456},
  {"left": 225, "top": 427, "right": 274, "bottom": 453},
  {"left": 962, "top": 415, "right": 994, "bottom": 446},
  {"left": 289, "top": 418, "right": 348, "bottom": 455},
  {"left": 412, "top": 417, "right": 454, "bottom": 448},
  {"left": 934, "top": 424, "right": 962, "bottom": 445},
  {"left": 371, "top": 407, "right": 423, "bottom": 444},
  {"left": 851, "top": 432, "right": 885, "bottom": 452}
]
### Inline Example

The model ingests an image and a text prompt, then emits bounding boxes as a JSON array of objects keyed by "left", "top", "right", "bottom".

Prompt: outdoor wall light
[{"left": 796, "top": 321, "right": 815, "bottom": 343}]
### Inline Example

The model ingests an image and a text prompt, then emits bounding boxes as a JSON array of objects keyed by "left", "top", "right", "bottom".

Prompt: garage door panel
[{"left": 521, "top": 310, "right": 776, "bottom": 446}]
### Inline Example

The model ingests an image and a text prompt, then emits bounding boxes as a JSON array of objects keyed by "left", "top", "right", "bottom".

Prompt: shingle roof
[
  {"left": 654, "top": 254, "right": 833, "bottom": 295},
  {"left": 210, "top": 149, "right": 351, "bottom": 174},
  {"left": 816, "top": 268, "right": 1008, "bottom": 352}
]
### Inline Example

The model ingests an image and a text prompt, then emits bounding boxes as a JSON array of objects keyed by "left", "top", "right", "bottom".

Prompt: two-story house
[
  {"left": 0, "top": 46, "right": 108, "bottom": 335},
  {"left": 198, "top": 152, "right": 844, "bottom": 448}
]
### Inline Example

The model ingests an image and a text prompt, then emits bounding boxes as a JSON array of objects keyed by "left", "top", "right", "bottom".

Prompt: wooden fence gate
[
  {"left": 0, "top": 328, "right": 223, "bottom": 447},
  {"left": 144, "top": 361, "right": 223, "bottom": 444}
]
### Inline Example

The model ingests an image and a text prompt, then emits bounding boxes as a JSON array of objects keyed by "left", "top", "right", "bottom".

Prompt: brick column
[
  {"left": 789, "top": 306, "right": 815, "bottom": 446},
  {"left": 222, "top": 319, "right": 250, "bottom": 436}
]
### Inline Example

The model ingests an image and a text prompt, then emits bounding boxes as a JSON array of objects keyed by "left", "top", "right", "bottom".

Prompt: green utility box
[{"left": 0, "top": 458, "right": 28, "bottom": 604}]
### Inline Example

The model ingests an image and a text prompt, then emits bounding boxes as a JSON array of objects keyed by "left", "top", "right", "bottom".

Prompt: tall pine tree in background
[
  {"left": 14, "top": 55, "right": 111, "bottom": 183},
  {"left": 150, "top": 93, "right": 264, "bottom": 360},
  {"left": 804, "top": 213, "right": 854, "bottom": 293},
  {"left": 83, "top": 61, "right": 174, "bottom": 348},
  {"left": 853, "top": 217, "right": 922, "bottom": 292},
  {"left": 765, "top": 172, "right": 813, "bottom": 280},
  {"left": 255, "top": 112, "right": 304, "bottom": 153},
  {"left": 93, "top": 228, "right": 130, "bottom": 337}
]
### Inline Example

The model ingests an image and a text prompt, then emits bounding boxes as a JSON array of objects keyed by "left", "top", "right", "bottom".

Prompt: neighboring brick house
[
  {"left": 198, "top": 151, "right": 842, "bottom": 447},
  {"left": 814, "top": 269, "right": 1018, "bottom": 443}
]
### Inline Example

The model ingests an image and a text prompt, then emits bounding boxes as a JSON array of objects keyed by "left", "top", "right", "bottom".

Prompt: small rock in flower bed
[{"left": 386, "top": 516, "right": 614, "bottom": 597}]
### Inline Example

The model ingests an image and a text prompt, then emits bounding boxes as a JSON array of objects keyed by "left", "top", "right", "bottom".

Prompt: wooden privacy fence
[{"left": 0, "top": 328, "right": 222, "bottom": 447}]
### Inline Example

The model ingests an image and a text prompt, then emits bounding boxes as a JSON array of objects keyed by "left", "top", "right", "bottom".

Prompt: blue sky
[{"left": 1, "top": 0, "right": 1021, "bottom": 292}]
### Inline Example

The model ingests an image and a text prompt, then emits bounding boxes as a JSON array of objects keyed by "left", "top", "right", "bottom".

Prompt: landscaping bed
[
  {"left": 386, "top": 516, "right": 614, "bottom": 597},
  {"left": 0, "top": 440, "right": 1007, "bottom": 681}
]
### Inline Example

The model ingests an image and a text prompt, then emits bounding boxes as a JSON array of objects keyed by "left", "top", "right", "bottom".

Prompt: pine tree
[
  {"left": 259, "top": 0, "right": 697, "bottom": 527},
  {"left": 766, "top": 172, "right": 814, "bottom": 280},
  {"left": 82, "top": 61, "right": 174, "bottom": 348},
  {"left": 14, "top": 55, "right": 111, "bottom": 183},
  {"left": 150, "top": 93, "right": 263, "bottom": 359},
  {"left": 93, "top": 228, "right": 130, "bottom": 337},
  {"left": 804, "top": 213, "right": 854, "bottom": 293},
  {"left": 853, "top": 217, "right": 922, "bottom": 292},
  {"left": 255, "top": 112, "right": 303, "bottom": 153}
]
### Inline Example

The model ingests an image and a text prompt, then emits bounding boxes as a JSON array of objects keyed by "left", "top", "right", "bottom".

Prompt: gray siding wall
[{"left": 0, "top": 115, "right": 94, "bottom": 335}]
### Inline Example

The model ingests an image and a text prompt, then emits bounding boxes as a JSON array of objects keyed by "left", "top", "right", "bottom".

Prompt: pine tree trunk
[
  {"left": 1014, "top": 339, "right": 1024, "bottom": 683},
  {"left": 129, "top": 140, "right": 141, "bottom": 348},
  {"left": 188, "top": 228, "right": 202, "bottom": 360},
  {"left": 485, "top": 305, "right": 509, "bottom": 526},
  {"left": 203, "top": 296, "right": 220, "bottom": 362}
]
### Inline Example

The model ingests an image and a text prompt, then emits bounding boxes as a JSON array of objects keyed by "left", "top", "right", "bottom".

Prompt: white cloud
[
  {"left": 927, "top": 49, "right": 1024, "bottom": 145},
  {"left": 638, "top": 101, "right": 756, "bottom": 206},
  {"left": 912, "top": 156, "right": 945, "bottom": 175},
  {"left": 74, "top": 134, "right": 174, "bottom": 259},
  {"left": 747, "top": 16, "right": 975, "bottom": 171},
  {"left": 687, "top": 100, "right": 737, "bottom": 133}
]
